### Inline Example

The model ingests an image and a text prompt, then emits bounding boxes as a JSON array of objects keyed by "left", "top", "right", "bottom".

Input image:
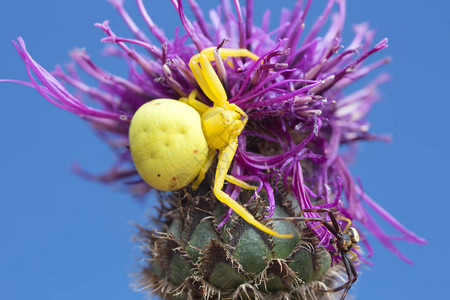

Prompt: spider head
[
  {"left": 201, "top": 106, "right": 245, "bottom": 150},
  {"left": 348, "top": 227, "right": 360, "bottom": 244}
]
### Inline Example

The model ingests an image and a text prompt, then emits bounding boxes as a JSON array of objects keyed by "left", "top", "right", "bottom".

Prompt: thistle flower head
[{"left": 7, "top": 0, "right": 426, "bottom": 266}]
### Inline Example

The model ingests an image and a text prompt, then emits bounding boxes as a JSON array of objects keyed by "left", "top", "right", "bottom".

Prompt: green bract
[{"left": 136, "top": 187, "right": 340, "bottom": 300}]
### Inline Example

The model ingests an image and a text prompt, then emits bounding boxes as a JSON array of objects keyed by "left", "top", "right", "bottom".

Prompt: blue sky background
[{"left": 0, "top": 0, "right": 448, "bottom": 299}]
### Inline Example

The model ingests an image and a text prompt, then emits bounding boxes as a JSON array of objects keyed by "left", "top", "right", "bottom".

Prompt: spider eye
[{"left": 348, "top": 227, "right": 360, "bottom": 243}]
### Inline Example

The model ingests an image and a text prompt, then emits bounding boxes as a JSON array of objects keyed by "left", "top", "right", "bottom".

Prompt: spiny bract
[{"left": 136, "top": 184, "right": 342, "bottom": 300}]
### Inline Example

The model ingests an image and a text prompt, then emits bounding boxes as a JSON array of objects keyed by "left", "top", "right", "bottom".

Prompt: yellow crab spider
[{"left": 129, "top": 47, "right": 293, "bottom": 239}]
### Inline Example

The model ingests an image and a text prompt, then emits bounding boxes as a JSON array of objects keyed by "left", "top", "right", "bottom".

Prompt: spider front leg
[
  {"left": 214, "top": 138, "right": 293, "bottom": 239},
  {"left": 298, "top": 208, "right": 343, "bottom": 235},
  {"left": 189, "top": 47, "right": 259, "bottom": 106},
  {"left": 270, "top": 208, "right": 341, "bottom": 238}
]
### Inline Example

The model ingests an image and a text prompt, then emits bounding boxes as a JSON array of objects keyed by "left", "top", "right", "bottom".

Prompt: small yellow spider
[{"left": 129, "top": 47, "right": 293, "bottom": 239}]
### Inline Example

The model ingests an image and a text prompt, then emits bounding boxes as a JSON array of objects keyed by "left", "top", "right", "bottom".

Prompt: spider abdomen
[{"left": 129, "top": 99, "right": 209, "bottom": 191}]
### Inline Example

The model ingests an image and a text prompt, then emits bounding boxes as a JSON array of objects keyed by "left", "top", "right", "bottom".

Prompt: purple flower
[{"left": 5, "top": 0, "right": 426, "bottom": 263}]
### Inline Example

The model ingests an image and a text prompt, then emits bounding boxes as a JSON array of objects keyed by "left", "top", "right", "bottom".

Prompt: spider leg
[
  {"left": 299, "top": 208, "right": 342, "bottom": 236},
  {"left": 214, "top": 138, "right": 293, "bottom": 239},
  {"left": 191, "top": 47, "right": 259, "bottom": 62},
  {"left": 213, "top": 48, "right": 259, "bottom": 62},
  {"left": 317, "top": 252, "right": 357, "bottom": 300},
  {"left": 306, "top": 218, "right": 337, "bottom": 231},
  {"left": 269, "top": 216, "right": 339, "bottom": 238},
  {"left": 225, "top": 175, "right": 257, "bottom": 190},
  {"left": 339, "top": 252, "right": 358, "bottom": 299},
  {"left": 339, "top": 216, "right": 352, "bottom": 233},
  {"left": 191, "top": 149, "right": 216, "bottom": 190},
  {"left": 198, "top": 53, "right": 228, "bottom": 104},
  {"left": 179, "top": 89, "right": 209, "bottom": 114},
  {"left": 229, "top": 103, "right": 248, "bottom": 124},
  {"left": 189, "top": 47, "right": 259, "bottom": 107},
  {"left": 347, "top": 250, "right": 358, "bottom": 262},
  {"left": 214, "top": 48, "right": 259, "bottom": 70},
  {"left": 189, "top": 55, "right": 225, "bottom": 104}
]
